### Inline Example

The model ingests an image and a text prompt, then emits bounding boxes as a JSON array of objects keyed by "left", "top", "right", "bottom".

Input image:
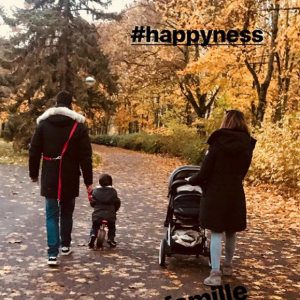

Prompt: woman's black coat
[
  {"left": 189, "top": 128, "right": 256, "bottom": 233},
  {"left": 29, "top": 107, "right": 93, "bottom": 201}
]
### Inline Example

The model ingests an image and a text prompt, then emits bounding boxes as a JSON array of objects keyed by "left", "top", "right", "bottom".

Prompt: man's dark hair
[
  {"left": 99, "top": 174, "right": 113, "bottom": 187},
  {"left": 56, "top": 91, "right": 72, "bottom": 108}
]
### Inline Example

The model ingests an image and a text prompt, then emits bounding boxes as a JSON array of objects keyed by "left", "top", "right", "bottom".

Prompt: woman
[{"left": 187, "top": 110, "right": 256, "bottom": 286}]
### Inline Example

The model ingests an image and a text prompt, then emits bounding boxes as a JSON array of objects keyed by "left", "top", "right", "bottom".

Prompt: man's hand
[
  {"left": 31, "top": 177, "right": 39, "bottom": 184},
  {"left": 86, "top": 185, "right": 93, "bottom": 193}
]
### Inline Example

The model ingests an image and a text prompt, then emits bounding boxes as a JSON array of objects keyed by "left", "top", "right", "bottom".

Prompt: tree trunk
[
  {"left": 179, "top": 81, "right": 219, "bottom": 119},
  {"left": 245, "top": 2, "right": 279, "bottom": 125},
  {"left": 61, "top": 0, "right": 70, "bottom": 90}
]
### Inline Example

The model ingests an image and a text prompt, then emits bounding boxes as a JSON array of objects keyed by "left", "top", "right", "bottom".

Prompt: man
[{"left": 29, "top": 91, "right": 93, "bottom": 266}]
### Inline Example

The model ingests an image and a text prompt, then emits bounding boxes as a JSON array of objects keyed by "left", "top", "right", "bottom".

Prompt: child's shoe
[
  {"left": 107, "top": 239, "right": 117, "bottom": 247},
  {"left": 204, "top": 270, "right": 222, "bottom": 286},
  {"left": 88, "top": 235, "right": 96, "bottom": 248},
  {"left": 222, "top": 262, "right": 233, "bottom": 275}
]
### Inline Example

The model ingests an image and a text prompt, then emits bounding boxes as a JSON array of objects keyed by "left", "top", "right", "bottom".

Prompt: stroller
[{"left": 159, "top": 165, "right": 210, "bottom": 266}]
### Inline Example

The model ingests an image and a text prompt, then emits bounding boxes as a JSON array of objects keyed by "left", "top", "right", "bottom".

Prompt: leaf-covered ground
[{"left": 0, "top": 145, "right": 299, "bottom": 300}]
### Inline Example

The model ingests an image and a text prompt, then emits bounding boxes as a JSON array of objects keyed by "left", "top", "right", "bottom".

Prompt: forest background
[{"left": 1, "top": 0, "right": 300, "bottom": 198}]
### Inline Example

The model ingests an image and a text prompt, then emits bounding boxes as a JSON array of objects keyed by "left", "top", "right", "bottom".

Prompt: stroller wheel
[
  {"left": 204, "top": 245, "right": 211, "bottom": 266},
  {"left": 208, "top": 251, "right": 211, "bottom": 267},
  {"left": 203, "top": 245, "right": 210, "bottom": 257},
  {"left": 159, "top": 239, "right": 167, "bottom": 266}
]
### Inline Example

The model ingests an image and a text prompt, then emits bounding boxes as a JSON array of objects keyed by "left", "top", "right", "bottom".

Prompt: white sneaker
[
  {"left": 48, "top": 257, "right": 58, "bottom": 266},
  {"left": 204, "top": 270, "right": 222, "bottom": 286},
  {"left": 61, "top": 247, "right": 72, "bottom": 255},
  {"left": 223, "top": 262, "right": 233, "bottom": 275}
]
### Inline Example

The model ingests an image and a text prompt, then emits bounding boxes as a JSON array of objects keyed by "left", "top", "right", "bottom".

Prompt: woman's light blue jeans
[
  {"left": 210, "top": 231, "right": 237, "bottom": 271},
  {"left": 45, "top": 198, "right": 75, "bottom": 257}
]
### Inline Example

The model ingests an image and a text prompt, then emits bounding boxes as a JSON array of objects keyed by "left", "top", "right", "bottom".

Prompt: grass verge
[{"left": 0, "top": 139, "right": 28, "bottom": 166}]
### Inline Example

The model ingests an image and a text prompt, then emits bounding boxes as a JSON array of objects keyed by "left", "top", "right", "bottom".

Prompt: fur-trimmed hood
[{"left": 37, "top": 107, "right": 85, "bottom": 125}]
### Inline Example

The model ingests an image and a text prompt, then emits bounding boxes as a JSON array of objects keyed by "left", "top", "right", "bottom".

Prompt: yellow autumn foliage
[{"left": 248, "top": 115, "right": 300, "bottom": 193}]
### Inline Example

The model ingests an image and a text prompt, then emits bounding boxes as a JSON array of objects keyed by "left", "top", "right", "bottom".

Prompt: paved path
[{"left": 0, "top": 145, "right": 299, "bottom": 300}]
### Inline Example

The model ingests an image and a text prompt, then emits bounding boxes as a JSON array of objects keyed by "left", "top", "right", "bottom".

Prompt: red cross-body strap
[
  {"left": 57, "top": 122, "right": 78, "bottom": 200},
  {"left": 42, "top": 121, "right": 78, "bottom": 200}
]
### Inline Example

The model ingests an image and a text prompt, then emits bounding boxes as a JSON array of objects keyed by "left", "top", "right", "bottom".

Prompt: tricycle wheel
[{"left": 95, "top": 226, "right": 105, "bottom": 249}]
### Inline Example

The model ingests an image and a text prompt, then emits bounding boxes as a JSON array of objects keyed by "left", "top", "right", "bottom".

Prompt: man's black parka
[
  {"left": 29, "top": 106, "right": 93, "bottom": 201},
  {"left": 189, "top": 128, "right": 256, "bottom": 233}
]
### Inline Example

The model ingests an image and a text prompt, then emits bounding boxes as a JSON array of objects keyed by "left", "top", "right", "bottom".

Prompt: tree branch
[
  {"left": 205, "top": 87, "right": 220, "bottom": 110},
  {"left": 245, "top": 58, "right": 261, "bottom": 95}
]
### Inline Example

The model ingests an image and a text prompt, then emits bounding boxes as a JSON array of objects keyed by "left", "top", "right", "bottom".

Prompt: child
[{"left": 88, "top": 173, "right": 121, "bottom": 248}]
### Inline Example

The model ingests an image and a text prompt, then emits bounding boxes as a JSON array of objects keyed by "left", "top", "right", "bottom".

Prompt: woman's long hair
[{"left": 220, "top": 110, "right": 249, "bottom": 133}]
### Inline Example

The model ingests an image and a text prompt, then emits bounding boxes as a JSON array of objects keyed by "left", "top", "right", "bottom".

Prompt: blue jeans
[
  {"left": 210, "top": 231, "right": 237, "bottom": 271},
  {"left": 45, "top": 198, "right": 75, "bottom": 257}
]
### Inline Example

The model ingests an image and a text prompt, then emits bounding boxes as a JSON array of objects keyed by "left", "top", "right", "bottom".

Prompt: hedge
[{"left": 90, "top": 131, "right": 206, "bottom": 164}]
